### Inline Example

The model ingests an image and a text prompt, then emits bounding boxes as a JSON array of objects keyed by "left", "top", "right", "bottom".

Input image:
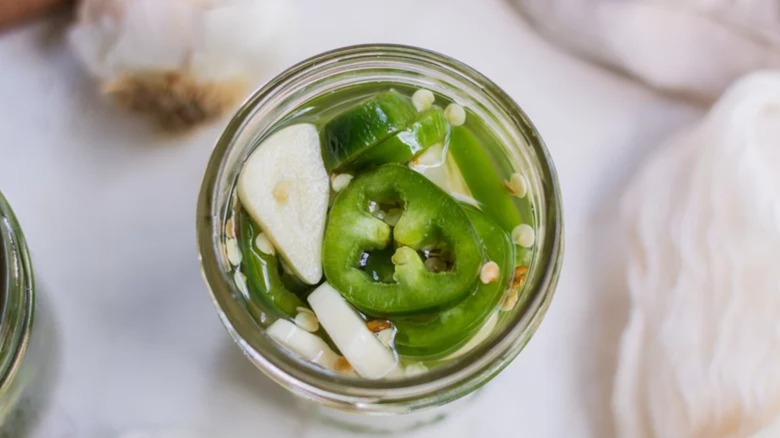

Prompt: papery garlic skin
[
  {"left": 68, "top": 0, "right": 292, "bottom": 129},
  {"left": 614, "top": 71, "right": 780, "bottom": 437}
]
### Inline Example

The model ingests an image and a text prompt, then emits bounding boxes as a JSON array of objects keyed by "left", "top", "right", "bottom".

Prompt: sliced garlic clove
[
  {"left": 238, "top": 124, "right": 330, "bottom": 284},
  {"left": 266, "top": 319, "right": 339, "bottom": 370},
  {"left": 307, "top": 283, "right": 399, "bottom": 379}
]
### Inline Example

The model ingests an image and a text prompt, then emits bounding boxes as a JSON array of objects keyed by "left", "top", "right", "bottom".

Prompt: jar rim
[
  {"left": 197, "top": 44, "right": 564, "bottom": 412},
  {"left": 0, "top": 192, "right": 35, "bottom": 397}
]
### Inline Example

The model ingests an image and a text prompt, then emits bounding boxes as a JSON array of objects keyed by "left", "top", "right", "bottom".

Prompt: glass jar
[
  {"left": 197, "top": 44, "right": 564, "bottom": 430},
  {"left": 0, "top": 192, "right": 52, "bottom": 434}
]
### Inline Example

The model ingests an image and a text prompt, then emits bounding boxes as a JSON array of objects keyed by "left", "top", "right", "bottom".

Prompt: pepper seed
[
  {"left": 412, "top": 89, "right": 435, "bottom": 112},
  {"left": 225, "top": 217, "right": 236, "bottom": 239},
  {"left": 334, "top": 357, "right": 354, "bottom": 374},
  {"left": 480, "top": 261, "right": 500, "bottom": 284},
  {"left": 225, "top": 238, "right": 242, "bottom": 266},
  {"left": 504, "top": 173, "right": 528, "bottom": 198},
  {"left": 294, "top": 308, "right": 319, "bottom": 332},
  {"left": 296, "top": 306, "right": 315, "bottom": 315},
  {"left": 367, "top": 320, "right": 391, "bottom": 332},
  {"left": 331, "top": 173, "right": 353, "bottom": 192},
  {"left": 444, "top": 103, "right": 466, "bottom": 126},
  {"left": 425, "top": 257, "right": 448, "bottom": 273},
  {"left": 512, "top": 224, "right": 535, "bottom": 248},
  {"left": 500, "top": 288, "right": 519, "bottom": 312},
  {"left": 255, "top": 232, "right": 275, "bottom": 255},
  {"left": 512, "top": 266, "right": 529, "bottom": 288},
  {"left": 233, "top": 271, "right": 249, "bottom": 297}
]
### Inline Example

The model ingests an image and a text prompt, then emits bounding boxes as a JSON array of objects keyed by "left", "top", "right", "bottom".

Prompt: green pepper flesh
[
  {"left": 238, "top": 212, "right": 305, "bottom": 318},
  {"left": 449, "top": 126, "right": 522, "bottom": 232},
  {"left": 323, "top": 164, "right": 483, "bottom": 316},
  {"left": 393, "top": 205, "right": 513, "bottom": 358},
  {"left": 346, "top": 107, "right": 450, "bottom": 169},
  {"left": 322, "top": 90, "right": 417, "bottom": 172}
]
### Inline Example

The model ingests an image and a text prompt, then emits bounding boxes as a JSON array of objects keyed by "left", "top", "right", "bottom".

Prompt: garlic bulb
[
  {"left": 614, "top": 71, "right": 780, "bottom": 437},
  {"left": 68, "top": 0, "right": 292, "bottom": 130}
]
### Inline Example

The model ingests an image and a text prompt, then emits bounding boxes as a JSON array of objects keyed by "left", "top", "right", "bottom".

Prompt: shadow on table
[
  {"left": 210, "top": 340, "right": 312, "bottom": 436},
  {"left": 216, "top": 339, "right": 297, "bottom": 404},
  {"left": 575, "top": 206, "right": 631, "bottom": 438},
  {"left": 573, "top": 103, "right": 702, "bottom": 437},
  {"left": 0, "top": 289, "right": 62, "bottom": 438}
]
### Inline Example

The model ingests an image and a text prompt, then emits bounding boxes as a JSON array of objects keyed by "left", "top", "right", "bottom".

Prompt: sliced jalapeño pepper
[
  {"left": 238, "top": 211, "right": 305, "bottom": 318},
  {"left": 322, "top": 90, "right": 417, "bottom": 171},
  {"left": 393, "top": 205, "right": 514, "bottom": 358},
  {"left": 346, "top": 107, "right": 450, "bottom": 169},
  {"left": 449, "top": 125, "right": 522, "bottom": 232},
  {"left": 322, "top": 164, "right": 482, "bottom": 316}
]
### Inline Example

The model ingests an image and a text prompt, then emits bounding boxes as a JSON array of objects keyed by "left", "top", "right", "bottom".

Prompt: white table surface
[{"left": 0, "top": 1, "right": 704, "bottom": 436}]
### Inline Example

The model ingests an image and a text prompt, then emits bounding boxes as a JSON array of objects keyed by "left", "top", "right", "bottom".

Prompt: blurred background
[{"left": 0, "top": 0, "right": 778, "bottom": 437}]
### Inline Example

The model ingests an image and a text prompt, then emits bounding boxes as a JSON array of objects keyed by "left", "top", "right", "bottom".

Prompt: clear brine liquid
[{"left": 227, "top": 82, "right": 536, "bottom": 378}]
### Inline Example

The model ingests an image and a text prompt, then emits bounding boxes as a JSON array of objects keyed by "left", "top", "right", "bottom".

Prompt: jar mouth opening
[
  {"left": 197, "top": 44, "right": 564, "bottom": 411},
  {"left": 0, "top": 192, "right": 35, "bottom": 395}
]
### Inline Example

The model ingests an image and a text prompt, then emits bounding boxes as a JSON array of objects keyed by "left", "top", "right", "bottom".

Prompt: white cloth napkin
[
  {"left": 614, "top": 70, "right": 780, "bottom": 437},
  {"left": 512, "top": 0, "right": 780, "bottom": 101}
]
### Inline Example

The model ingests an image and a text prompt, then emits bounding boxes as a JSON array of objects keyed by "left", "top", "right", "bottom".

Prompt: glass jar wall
[{"left": 197, "top": 45, "right": 564, "bottom": 430}]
